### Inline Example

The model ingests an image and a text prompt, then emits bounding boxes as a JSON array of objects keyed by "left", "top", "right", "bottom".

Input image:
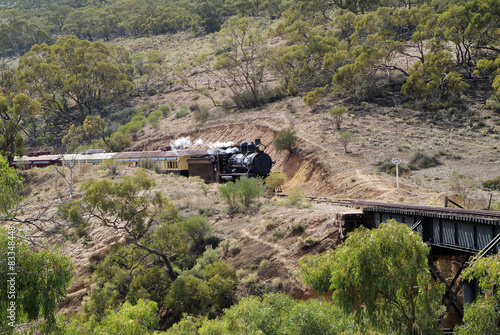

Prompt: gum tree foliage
[
  {"left": 339, "top": 130, "right": 354, "bottom": 153},
  {"left": 0, "top": 93, "right": 41, "bottom": 164},
  {"left": 402, "top": 51, "right": 468, "bottom": 101},
  {"left": 60, "top": 299, "right": 159, "bottom": 334},
  {"left": 166, "top": 293, "right": 357, "bottom": 334},
  {"left": 437, "top": 0, "right": 500, "bottom": 78},
  {"left": 214, "top": 17, "right": 269, "bottom": 108},
  {"left": 0, "top": 228, "right": 73, "bottom": 332},
  {"left": 268, "top": 2, "right": 338, "bottom": 96},
  {"left": 272, "top": 127, "right": 297, "bottom": 154},
  {"left": 454, "top": 255, "right": 500, "bottom": 334},
  {"left": 300, "top": 220, "right": 445, "bottom": 335},
  {"left": 0, "top": 155, "right": 23, "bottom": 218},
  {"left": 16, "top": 35, "right": 134, "bottom": 126},
  {"left": 75, "top": 169, "right": 180, "bottom": 280},
  {"left": 61, "top": 115, "right": 108, "bottom": 151},
  {"left": 329, "top": 105, "right": 348, "bottom": 130}
]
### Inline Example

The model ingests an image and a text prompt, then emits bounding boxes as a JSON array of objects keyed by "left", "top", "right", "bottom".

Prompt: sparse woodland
[{"left": 1, "top": 0, "right": 500, "bottom": 333}]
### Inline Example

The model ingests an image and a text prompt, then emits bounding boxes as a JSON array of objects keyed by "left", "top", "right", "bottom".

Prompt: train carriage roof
[
  {"left": 13, "top": 154, "right": 63, "bottom": 165},
  {"left": 62, "top": 152, "right": 117, "bottom": 161},
  {"left": 113, "top": 149, "right": 208, "bottom": 159}
]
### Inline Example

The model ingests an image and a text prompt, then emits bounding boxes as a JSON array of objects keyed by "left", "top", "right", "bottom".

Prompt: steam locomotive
[
  {"left": 12, "top": 139, "right": 274, "bottom": 183},
  {"left": 188, "top": 139, "right": 274, "bottom": 182}
]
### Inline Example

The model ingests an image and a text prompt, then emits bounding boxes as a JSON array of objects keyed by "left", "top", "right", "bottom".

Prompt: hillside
[
  {"left": 3, "top": 4, "right": 499, "bottom": 328},
  {"left": 16, "top": 33, "right": 500, "bottom": 325}
]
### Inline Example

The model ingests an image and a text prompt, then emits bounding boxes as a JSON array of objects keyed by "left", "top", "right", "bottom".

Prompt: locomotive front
[{"left": 228, "top": 139, "right": 273, "bottom": 177}]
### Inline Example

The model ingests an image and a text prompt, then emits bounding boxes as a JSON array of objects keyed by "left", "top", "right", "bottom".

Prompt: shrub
[
  {"left": 286, "top": 188, "right": 306, "bottom": 207},
  {"left": 273, "top": 127, "right": 297, "bottom": 154},
  {"left": 410, "top": 151, "right": 441, "bottom": 169},
  {"left": 147, "top": 108, "right": 163, "bottom": 128},
  {"left": 300, "top": 235, "right": 318, "bottom": 248},
  {"left": 193, "top": 105, "right": 210, "bottom": 123},
  {"left": 291, "top": 223, "right": 305, "bottom": 234},
  {"left": 107, "top": 132, "right": 132, "bottom": 152},
  {"left": 218, "top": 176, "right": 266, "bottom": 211},
  {"left": 156, "top": 104, "right": 172, "bottom": 117},
  {"left": 329, "top": 106, "right": 348, "bottom": 130},
  {"left": 264, "top": 172, "right": 284, "bottom": 195},
  {"left": 339, "top": 131, "right": 354, "bottom": 153},
  {"left": 375, "top": 160, "right": 411, "bottom": 176},
  {"left": 483, "top": 176, "right": 500, "bottom": 190},
  {"left": 109, "top": 107, "right": 138, "bottom": 125},
  {"left": 175, "top": 106, "right": 189, "bottom": 119}
]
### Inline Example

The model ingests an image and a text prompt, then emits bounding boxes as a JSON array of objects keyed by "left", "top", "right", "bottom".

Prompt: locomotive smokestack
[
  {"left": 255, "top": 139, "right": 261, "bottom": 145},
  {"left": 240, "top": 141, "right": 248, "bottom": 154}
]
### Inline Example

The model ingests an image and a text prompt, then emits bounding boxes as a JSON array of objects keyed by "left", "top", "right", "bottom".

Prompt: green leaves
[
  {"left": 0, "top": 155, "right": 23, "bottom": 218},
  {"left": 0, "top": 228, "right": 73, "bottom": 331},
  {"left": 301, "top": 221, "right": 445, "bottom": 334},
  {"left": 272, "top": 127, "right": 297, "bottom": 154},
  {"left": 0, "top": 93, "right": 41, "bottom": 163},
  {"left": 455, "top": 255, "right": 500, "bottom": 334},
  {"left": 218, "top": 176, "right": 266, "bottom": 211},
  {"left": 17, "top": 35, "right": 133, "bottom": 125}
]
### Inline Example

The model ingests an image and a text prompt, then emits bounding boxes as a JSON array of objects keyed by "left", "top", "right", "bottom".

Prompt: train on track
[{"left": 12, "top": 139, "right": 274, "bottom": 183}]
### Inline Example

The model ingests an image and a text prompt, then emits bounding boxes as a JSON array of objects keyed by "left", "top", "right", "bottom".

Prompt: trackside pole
[{"left": 392, "top": 158, "right": 401, "bottom": 191}]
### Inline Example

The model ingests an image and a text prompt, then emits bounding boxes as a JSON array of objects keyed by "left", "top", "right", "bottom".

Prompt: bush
[
  {"left": 192, "top": 105, "right": 210, "bottom": 123},
  {"left": 273, "top": 127, "right": 297, "bottom": 154},
  {"left": 329, "top": 106, "right": 348, "bottom": 130},
  {"left": 175, "top": 106, "right": 189, "bottom": 119},
  {"left": 339, "top": 131, "right": 354, "bottom": 153},
  {"left": 409, "top": 151, "right": 441, "bottom": 169},
  {"left": 147, "top": 108, "right": 163, "bottom": 128},
  {"left": 109, "top": 107, "right": 138, "bottom": 125},
  {"left": 286, "top": 188, "right": 310, "bottom": 208},
  {"left": 218, "top": 176, "right": 266, "bottom": 211},
  {"left": 264, "top": 172, "right": 284, "bottom": 195},
  {"left": 483, "top": 175, "right": 500, "bottom": 190},
  {"left": 375, "top": 160, "right": 411, "bottom": 176}
]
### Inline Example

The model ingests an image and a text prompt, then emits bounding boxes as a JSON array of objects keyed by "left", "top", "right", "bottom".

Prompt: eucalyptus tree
[
  {"left": 17, "top": 35, "right": 134, "bottom": 126},
  {"left": 214, "top": 17, "right": 270, "bottom": 108},
  {"left": 0, "top": 93, "right": 41, "bottom": 164},
  {"left": 301, "top": 220, "right": 445, "bottom": 335},
  {"left": 75, "top": 169, "right": 181, "bottom": 280}
]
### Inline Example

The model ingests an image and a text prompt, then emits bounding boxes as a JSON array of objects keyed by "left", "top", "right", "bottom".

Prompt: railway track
[{"left": 275, "top": 194, "right": 500, "bottom": 219}]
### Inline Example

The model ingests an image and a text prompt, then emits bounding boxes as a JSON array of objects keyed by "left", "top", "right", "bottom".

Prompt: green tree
[
  {"left": 300, "top": 220, "right": 445, "bottom": 335},
  {"left": 62, "top": 115, "right": 108, "bottom": 151},
  {"left": 455, "top": 255, "right": 500, "bottom": 335},
  {"left": 329, "top": 105, "right": 348, "bottom": 130},
  {"left": 17, "top": 35, "right": 133, "bottom": 125},
  {"left": 269, "top": 3, "right": 338, "bottom": 96},
  {"left": 167, "top": 293, "right": 357, "bottom": 334},
  {"left": 132, "top": 50, "right": 167, "bottom": 95},
  {"left": 77, "top": 169, "right": 180, "bottom": 279},
  {"left": 402, "top": 51, "right": 468, "bottom": 101},
  {"left": 0, "top": 227, "right": 73, "bottom": 332},
  {"left": 0, "top": 155, "right": 23, "bottom": 218},
  {"left": 61, "top": 299, "right": 159, "bottom": 334},
  {"left": 438, "top": 0, "right": 500, "bottom": 77},
  {"left": 272, "top": 127, "right": 297, "bottom": 154},
  {"left": 0, "top": 93, "right": 41, "bottom": 164},
  {"left": 214, "top": 17, "right": 269, "bottom": 108},
  {"left": 339, "top": 130, "right": 354, "bottom": 153}
]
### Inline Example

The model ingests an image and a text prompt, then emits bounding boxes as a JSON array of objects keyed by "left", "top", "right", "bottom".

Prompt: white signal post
[{"left": 392, "top": 158, "right": 401, "bottom": 191}]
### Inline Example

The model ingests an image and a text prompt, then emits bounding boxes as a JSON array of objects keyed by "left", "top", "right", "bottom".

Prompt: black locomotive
[{"left": 187, "top": 139, "right": 274, "bottom": 182}]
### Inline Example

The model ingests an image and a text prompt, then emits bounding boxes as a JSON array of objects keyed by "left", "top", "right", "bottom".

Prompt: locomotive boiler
[{"left": 187, "top": 139, "right": 274, "bottom": 182}]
